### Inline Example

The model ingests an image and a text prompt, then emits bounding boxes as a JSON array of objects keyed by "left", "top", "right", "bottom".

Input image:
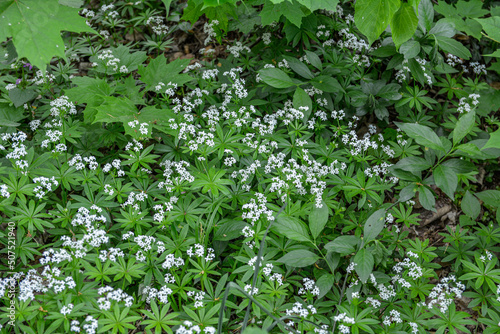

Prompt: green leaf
[
  {"left": 215, "top": 220, "right": 248, "bottom": 241},
  {"left": 418, "top": 0, "right": 434, "bottom": 33},
  {"left": 242, "top": 327, "right": 267, "bottom": 334},
  {"left": 399, "top": 40, "right": 421, "bottom": 59},
  {"left": 311, "top": 75, "right": 343, "bottom": 93},
  {"left": 393, "top": 156, "right": 432, "bottom": 173},
  {"left": 482, "top": 129, "right": 500, "bottom": 150},
  {"left": 395, "top": 122, "right": 445, "bottom": 151},
  {"left": 476, "top": 17, "right": 500, "bottom": 43},
  {"left": 304, "top": 50, "right": 323, "bottom": 71},
  {"left": 296, "top": 0, "right": 339, "bottom": 11},
  {"left": 0, "top": 0, "right": 95, "bottom": 71},
  {"left": 277, "top": 250, "right": 320, "bottom": 267},
  {"left": 461, "top": 190, "right": 480, "bottom": 219},
  {"left": 293, "top": 87, "right": 312, "bottom": 119},
  {"left": 363, "top": 209, "right": 386, "bottom": 243},
  {"left": 8, "top": 88, "right": 37, "bottom": 108},
  {"left": 309, "top": 201, "right": 329, "bottom": 239},
  {"left": 433, "top": 165, "right": 457, "bottom": 199},
  {"left": 452, "top": 110, "right": 476, "bottom": 145},
  {"left": 391, "top": 3, "right": 418, "bottom": 48},
  {"left": 138, "top": 56, "right": 193, "bottom": 91},
  {"left": 353, "top": 249, "right": 374, "bottom": 283},
  {"left": 315, "top": 274, "right": 335, "bottom": 299},
  {"left": 483, "top": 49, "right": 500, "bottom": 58},
  {"left": 260, "top": 0, "right": 306, "bottom": 27},
  {"left": 434, "top": 35, "right": 471, "bottom": 60},
  {"left": 475, "top": 190, "right": 500, "bottom": 207},
  {"left": 354, "top": 0, "right": 401, "bottom": 45},
  {"left": 258, "top": 68, "right": 297, "bottom": 88},
  {"left": 418, "top": 186, "right": 435, "bottom": 211},
  {"left": 272, "top": 215, "right": 311, "bottom": 242},
  {"left": 283, "top": 56, "right": 314, "bottom": 79},
  {"left": 324, "top": 235, "right": 359, "bottom": 255}
]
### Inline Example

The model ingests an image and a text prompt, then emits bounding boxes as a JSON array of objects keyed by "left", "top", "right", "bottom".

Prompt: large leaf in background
[
  {"left": 354, "top": 0, "right": 400, "bottom": 45},
  {"left": 8, "top": 88, "right": 37, "bottom": 108},
  {"left": 258, "top": 68, "right": 298, "bottom": 88},
  {"left": 0, "top": 104, "right": 25, "bottom": 128},
  {"left": 482, "top": 129, "right": 500, "bottom": 150},
  {"left": 353, "top": 249, "right": 374, "bottom": 283},
  {"left": 138, "top": 56, "right": 193, "bottom": 92},
  {"left": 476, "top": 17, "right": 500, "bottom": 44},
  {"left": 390, "top": 3, "right": 418, "bottom": 48},
  {"left": 433, "top": 165, "right": 457, "bottom": 199},
  {"left": 64, "top": 77, "right": 115, "bottom": 123},
  {"left": 308, "top": 201, "right": 329, "bottom": 240},
  {"left": 296, "top": 0, "right": 339, "bottom": 12},
  {"left": 395, "top": 122, "right": 446, "bottom": 151},
  {"left": 363, "top": 209, "right": 386, "bottom": 243},
  {"left": 272, "top": 214, "right": 311, "bottom": 242},
  {"left": 434, "top": 36, "right": 471, "bottom": 60},
  {"left": 93, "top": 96, "right": 177, "bottom": 139},
  {"left": 0, "top": 0, "right": 95, "bottom": 71},
  {"left": 277, "top": 250, "right": 320, "bottom": 267},
  {"left": 260, "top": 0, "right": 305, "bottom": 27}
]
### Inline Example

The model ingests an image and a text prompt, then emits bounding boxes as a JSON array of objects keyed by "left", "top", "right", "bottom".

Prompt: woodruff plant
[{"left": 1, "top": 0, "right": 500, "bottom": 334}]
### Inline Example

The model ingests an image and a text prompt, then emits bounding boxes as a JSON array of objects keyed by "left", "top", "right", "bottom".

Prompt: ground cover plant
[{"left": 1, "top": 0, "right": 500, "bottom": 333}]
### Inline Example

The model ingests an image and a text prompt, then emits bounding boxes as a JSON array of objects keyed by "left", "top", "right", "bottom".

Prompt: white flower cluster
[
  {"left": 60, "top": 303, "right": 73, "bottom": 316},
  {"left": 470, "top": 62, "right": 486, "bottom": 75},
  {"left": 13, "top": 267, "right": 76, "bottom": 302},
  {"left": 146, "top": 16, "right": 169, "bottom": 35},
  {"left": 227, "top": 41, "right": 251, "bottom": 58},
  {"left": 244, "top": 284, "right": 259, "bottom": 296},
  {"left": 162, "top": 253, "right": 185, "bottom": 269},
  {"left": 457, "top": 93, "right": 480, "bottom": 113},
  {"left": 2, "top": 131, "right": 29, "bottom": 173},
  {"left": 262, "top": 32, "right": 272, "bottom": 45},
  {"left": 423, "top": 275, "right": 465, "bottom": 313},
  {"left": 128, "top": 120, "right": 149, "bottom": 135},
  {"left": 121, "top": 191, "right": 148, "bottom": 211},
  {"left": 155, "top": 81, "right": 178, "bottom": 96},
  {"left": 176, "top": 320, "right": 216, "bottom": 334},
  {"left": 68, "top": 154, "right": 99, "bottom": 170},
  {"left": 187, "top": 291, "right": 206, "bottom": 308},
  {"left": 480, "top": 250, "right": 493, "bottom": 262},
  {"left": 415, "top": 57, "right": 433, "bottom": 85},
  {"left": 29, "top": 70, "right": 55, "bottom": 85},
  {"left": 334, "top": 313, "right": 356, "bottom": 334},
  {"left": 395, "top": 59, "right": 410, "bottom": 83},
  {"left": 158, "top": 160, "right": 194, "bottom": 192},
  {"left": 153, "top": 196, "right": 178, "bottom": 222},
  {"left": 98, "top": 247, "right": 124, "bottom": 262},
  {"left": 241, "top": 192, "right": 275, "bottom": 224},
  {"left": 285, "top": 301, "right": 317, "bottom": 317},
  {"left": 50, "top": 96, "right": 76, "bottom": 117},
  {"left": 33, "top": 176, "right": 59, "bottom": 199},
  {"left": 142, "top": 285, "right": 173, "bottom": 304},
  {"left": 187, "top": 244, "right": 215, "bottom": 262},
  {"left": 96, "top": 49, "right": 121, "bottom": 71},
  {"left": 203, "top": 20, "right": 219, "bottom": 45},
  {"left": 103, "top": 159, "right": 125, "bottom": 177},
  {"left": 0, "top": 184, "right": 10, "bottom": 198},
  {"left": 382, "top": 309, "right": 402, "bottom": 326},
  {"left": 97, "top": 286, "right": 134, "bottom": 310},
  {"left": 298, "top": 277, "right": 320, "bottom": 296}
]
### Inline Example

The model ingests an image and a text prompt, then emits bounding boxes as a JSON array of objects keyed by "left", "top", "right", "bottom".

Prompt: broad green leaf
[
  {"left": 354, "top": 0, "right": 400, "bottom": 45},
  {"left": 284, "top": 56, "right": 314, "bottom": 79},
  {"left": 309, "top": 201, "right": 329, "bottom": 239},
  {"left": 296, "top": 0, "right": 339, "bottom": 11},
  {"left": 418, "top": 185, "right": 435, "bottom": 211},
  {"left": 8, "top": 88, "right": 37, "bottom": 108},
  {"left": 260, "top": 0, "right": 306, "bottom": 27},
  {"left": 277, "top": 250, "right": 320, "bottom": 267},
  {"left": 0, "top": 0, "right": 95, "bottom": 71},
  {"left": 434, "top": 35, "right": 471, "bottom": 60},
  {"left": 311, "top": 76, "right": 343, "bottom": 93},
  {"left": 395, "top": 122, "right": 445, "bottom": 151},
  {"left": 315, "top": 274, "right": 335, "bottom": 299},
  {"left": 214, "top": 220, "right": 248, "bottom": 241},
  {"left": 483, "top": 50, "right": 500, "bottom": 58},
  {"left": 418, "top": 0, "right": 434, "bottom": 33},
  {"left": 324, "top": 235, "right": 359, "bottom": 255},
  {"left": 138, "top": 56, "right": 193, "bottom": 91},
  {"left": 258, "top": 68, "right": 297, "bottom": 88},
  {"left": 399, "top": 40, "right": 421, "bottom": 59},
  {"left": 452, "top": 110, "right": 476, "bottom": 145},
  {"left": 242, "top": 328, "right": 267, "bottom": 334},
  {"left": 391, "top": 3, "right": 418, "bottom": 48},
  {"left": 482, "top": 129, "right": 500, "bottom": 150},
  {"left": 393, "top": 156, "right": 432, "bottom": 173},
  {"left": 293, "top": 87, "right": 312, "bottom": 119},
  {"left": 304, "top": 50, "right": 323, "bottom": 71},
  {"left": 475, "top": 190, "right": 500, "bottom": 207},
  {"left": 363, "top": 209, "right": 386, "bottom": 243},
  {"left": 272, "top": 215, "right": 311, "bottom": 242},
  {"left": 433, "top": 165, "right": 457, "bottom": 199},
  {"left": 476, "top": 17, "right": 500, "bottom": 43},
  {"left": 461, "top": 190, "right": 480, "bottom": 219},
  {"left": 353, "top": 249, "right": 374, "bottom": 283}
]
